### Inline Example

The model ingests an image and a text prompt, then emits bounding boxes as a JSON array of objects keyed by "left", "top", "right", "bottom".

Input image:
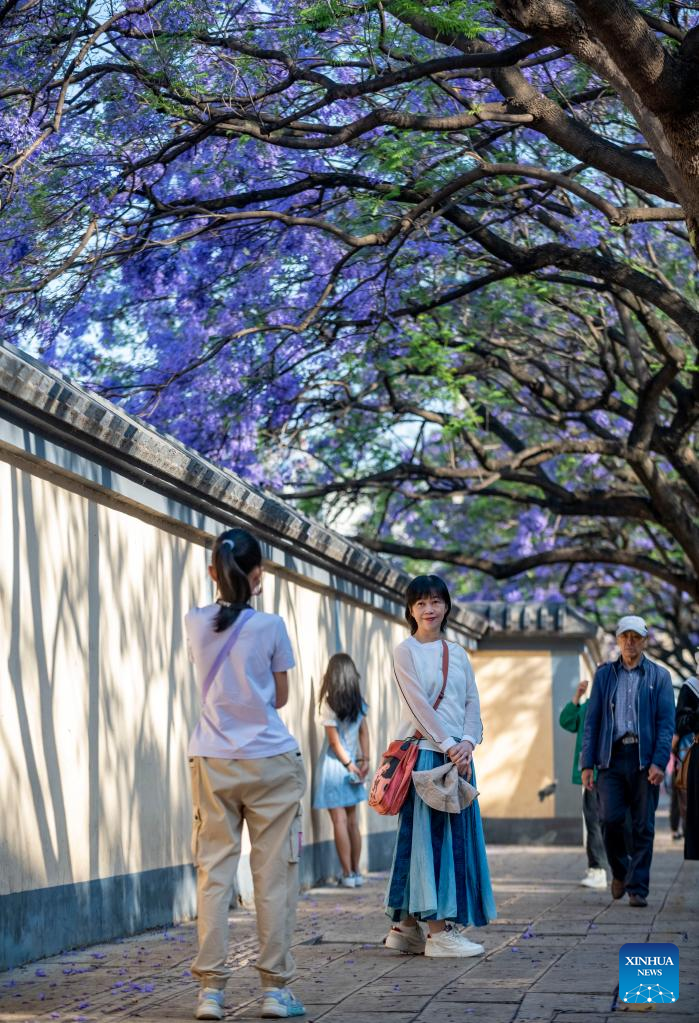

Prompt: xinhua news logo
[{"left": 619, "top": 943, "right": 679, "bottom": 1005}]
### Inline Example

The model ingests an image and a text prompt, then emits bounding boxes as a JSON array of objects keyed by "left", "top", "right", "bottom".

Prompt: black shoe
[
  {"left": 628, "top": 893, "right": 648, "bottom": 907},
  {"left": 611, "top": 878, "right": 626, "bottom": 899}
]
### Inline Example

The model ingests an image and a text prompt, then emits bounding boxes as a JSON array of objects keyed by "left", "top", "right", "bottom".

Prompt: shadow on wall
[
  {"left": 0, "top": 460, "right": 405, "bottom": 969},
  {"left": 268, "top": 579, "right": 402, "bottom": 883},
  {"left": 1, "top": 465, "right": 203, "bottom": 969}
]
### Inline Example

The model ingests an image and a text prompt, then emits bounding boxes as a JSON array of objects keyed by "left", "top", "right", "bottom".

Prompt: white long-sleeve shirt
[{"left": 393, "top": 636, "right": 483, "bottom": 753}]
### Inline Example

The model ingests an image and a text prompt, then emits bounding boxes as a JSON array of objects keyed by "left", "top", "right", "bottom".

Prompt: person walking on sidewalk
[
  {"left": 559, "top": 679, "right": 608, "bottom": 889},
  {"left": 186, "top": 528, "right": 307, "bottom": 1020},
  {"left": 312, "top": 653, "right": 370, "bottom": 887},
  {"left": 581, "top": 615, "right": 675, "bottom": 908},
  {"left": 384, "top": 574, "right": 496, "bottom": 958},
  {"left": 675, "top": 661, "right": 699, "bottom": 860}
]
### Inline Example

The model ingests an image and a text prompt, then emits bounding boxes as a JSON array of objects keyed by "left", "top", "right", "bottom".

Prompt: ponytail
[{"left": 211, "top": 528, "right": 262, "bottom": 632}]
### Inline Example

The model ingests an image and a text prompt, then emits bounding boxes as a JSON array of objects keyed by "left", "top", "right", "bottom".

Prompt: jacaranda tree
[{"left": 1, "top": 1, "right": 698, "bottom": 667}]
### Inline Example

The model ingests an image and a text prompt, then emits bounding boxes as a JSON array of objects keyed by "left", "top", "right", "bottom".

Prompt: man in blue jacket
[{"left": 581, "top": 615, "right": 675, "bottom": 907}]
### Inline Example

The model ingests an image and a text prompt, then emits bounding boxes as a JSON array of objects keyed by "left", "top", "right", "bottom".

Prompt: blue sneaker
[
  {"left": 195, "top": 987, "right": 225, "bottom": 1020},
  {"left": 260, "top": 987, "right": 306, "bottom": 1018}
]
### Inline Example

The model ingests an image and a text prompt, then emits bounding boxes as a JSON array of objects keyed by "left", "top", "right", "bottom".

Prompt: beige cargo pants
[{"left": 189, "top": 750, "right": 306, "bottom": 990}]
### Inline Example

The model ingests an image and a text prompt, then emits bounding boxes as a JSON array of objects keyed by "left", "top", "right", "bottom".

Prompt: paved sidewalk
[{"left": 1, "top": 834, "right": 697, "bottom": 1023}]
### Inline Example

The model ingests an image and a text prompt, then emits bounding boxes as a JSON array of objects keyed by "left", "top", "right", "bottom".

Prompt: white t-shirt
[
  {"left": 393, "top": 636, "right": 483, "bottom": 753},
  {"left": 186, "top": 604, "right": 298, "bottom": 759}
]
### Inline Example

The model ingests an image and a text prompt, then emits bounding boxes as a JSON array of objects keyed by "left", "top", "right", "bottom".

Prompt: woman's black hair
[
  {"left": 318, "top": 653, "right": 364, "bottom": 723},
  {"left": 211, "top": 528, "right": 262, "bottom": 632},
  {"left": 405, "top": 574, "right": 451, "bottom": 635}
]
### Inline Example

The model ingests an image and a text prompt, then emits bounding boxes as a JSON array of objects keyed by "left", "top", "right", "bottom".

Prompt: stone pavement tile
[
  {"left": 530, "top": 970, "right": 617, "bottom": 994},
  {"left": 496, "top": 898, "right": 577, "bottom": 918},
  {"left": 652, "top": 928, "right": 699, "bottom": 945},
  {"left": 359, "top": 977, "right": 459, "bottom": 996},
  {"left": 580, "top": 937, "right": 652, "bottom": 953},
  {"left": 515, "top": 993, "right": 615, "bottom": 1021},
  {"left": 292, "top": 963, "right": 397, "bottom": 1001},
  {"left": 597, "top": 905, "right": 666, "bottom": 922},
  {"left": 328, "top": 991, "right": 432, "bottom": 1013},
  {"left": 484, "top": 945, "right": 561, "bottom": 967},
  {"left": 477, "top": 922, "right": 527, "bottom": 937},
  {"left": 512, "top": 936, "right": 585, "bottom": 949},
  {"left": 532, "top": 922, "right": 597, "bottom": 936},
  {"left": 615, "top": 1010, "right": 694, "bottom": 1021},
  {"left": 631, "top": 993, "right": 699, "bottom": 1017},
  {"left": 117, "top": 1007, "right": 193, "bottom": 1023},
  {"left": 548, "top": 941, "right": 611, "bottom": 958},
  {"left": 378, "top": 955, "right": 477, "bottom": 982},
  {"left": 556, "top": 1014, "right": 614, "bottom": 1023},
  {"left": 650, "top": 934, "right": 698, "bottom": 948},
  {"left": 413, "top": 1002, "right": 518, "bottom": 1023},
  {"left": 451, "top": 953, "right": 559, "bottom": 990},
  {"left": 583, "top": 922, "right": 651, "bottom": 931},
  {"left": 313, "top": 921, "right": 391, "bottom": 943},
  {"left": 639, "top": 1017, "right": 699, "bottom": 1023},
  {"left": 536, "top": 909, "right": 609, "bottom": 923},
  {"left": 438, "top": 983, "right": 523, "bottom": 1003},
  {"left": 309, "top": 1011, "right": 416, "bottom": 1023}
]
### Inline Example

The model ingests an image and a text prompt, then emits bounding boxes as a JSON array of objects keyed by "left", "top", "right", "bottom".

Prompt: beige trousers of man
[{"left": 189, "top": 750, "right": 306, "bottom": 990}]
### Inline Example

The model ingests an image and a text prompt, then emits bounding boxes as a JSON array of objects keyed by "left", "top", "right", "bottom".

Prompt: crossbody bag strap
[
  {"left": 201, "top": 607, "right": 255, "bottom": 702},
  {"left": 433, "top": 639, "right": 449, "bottom": 711},
  {"left": 412, "top": 639, "right": 450, "bottom": 740}
]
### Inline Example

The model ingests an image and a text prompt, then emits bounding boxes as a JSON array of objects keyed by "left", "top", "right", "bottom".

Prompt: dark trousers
[
  {"left": 669, "top": 781, "right": 686, "bottom": 835},
  {"left": 597, "top": 744, "right": 659, "bottom": 897},
  {"left": 685, "top": 743, "right": 699, "bottom": 860},
  {"left": 582, "top": 785, "right": 607, "bottom": 869}
]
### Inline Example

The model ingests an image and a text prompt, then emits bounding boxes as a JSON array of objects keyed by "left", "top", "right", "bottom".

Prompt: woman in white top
[
  {"left": 384, "top": 575, "right": 496, "bottom": 957},
  {"left": 186, "top": 528, "right": 306, "bottom": 1020}
]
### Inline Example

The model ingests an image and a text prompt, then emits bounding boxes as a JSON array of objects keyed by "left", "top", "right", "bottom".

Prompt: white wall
[{"left": 0, "top": 455, "right": 405, "bottom": 904}]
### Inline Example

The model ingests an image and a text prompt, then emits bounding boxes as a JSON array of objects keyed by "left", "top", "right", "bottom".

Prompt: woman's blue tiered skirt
[{"left": 385, "top": 749, "right": 497, "bottom": 926}]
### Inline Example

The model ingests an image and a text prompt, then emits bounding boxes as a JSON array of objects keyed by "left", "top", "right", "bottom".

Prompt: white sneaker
[
  {"left": 195, "top": 988, "right": 225, "bottom": 1020},
  {"left": 352, "top": 872, "right": 365, "bottom": 887},
  {"left": 339, "top": 874, "right": 356, "bottom": 888},
  {"left": 384, "top": 922, "right": 426, "bottom": 954},
  {"left": 579, "top": 867, "right": 607, "bottom": 889},
  {"left": 260, "top": 987, "right": 305, "bottom": 1018},
  {"left": 425, "top": 925, "right": 484, "bottom": 958}
]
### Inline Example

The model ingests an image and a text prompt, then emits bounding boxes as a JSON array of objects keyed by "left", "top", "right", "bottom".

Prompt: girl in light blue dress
[{"left": 312, "top": 654, "right": 370, "bottom": 887}]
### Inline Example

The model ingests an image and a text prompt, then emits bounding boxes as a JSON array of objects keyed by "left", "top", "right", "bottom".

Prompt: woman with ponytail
[{"left": 186, "top": 528, "right": 307, "bottom": 1020}]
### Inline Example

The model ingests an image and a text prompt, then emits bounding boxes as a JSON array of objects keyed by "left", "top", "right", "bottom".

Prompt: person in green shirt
[{"left": 559, "top": 679, "right": 608, "bottom": 888}]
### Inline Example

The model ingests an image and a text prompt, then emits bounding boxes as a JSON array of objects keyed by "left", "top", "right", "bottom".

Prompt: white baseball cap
[{"left": 615, "top": 615, "right": 648, "bottom": 637}]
